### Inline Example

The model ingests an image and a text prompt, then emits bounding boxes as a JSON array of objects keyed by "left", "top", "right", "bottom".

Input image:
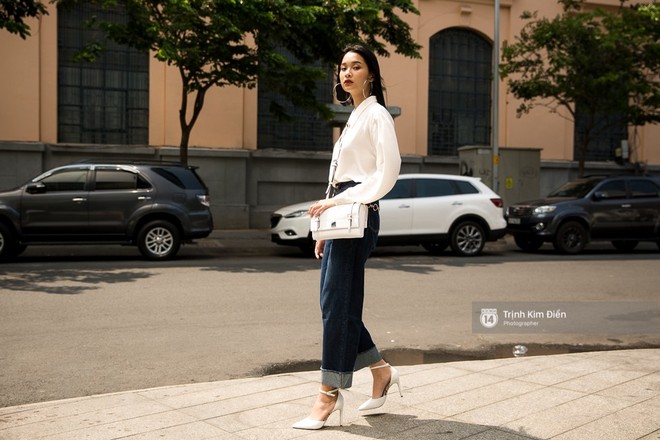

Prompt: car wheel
[
  {"left": 0, "top": 223, "right": 19, "bottom": 261},
  {"left": 513, "top": 234, "right": 544, "bottom": 252},
  {"left": 450, "top": 221, "right": 485, "bottom": 256},
  {"left": 137, "top": 220, "right": 181, "bottom": 260},
  {"left": 611, "top": 240, "right": 638, "bottom": 252},
  {"left": 422, "top": 240, "right": 449, "bottom": 255},
  {"left": 553, "top": 221, "right": 587, "bottom": 254}
]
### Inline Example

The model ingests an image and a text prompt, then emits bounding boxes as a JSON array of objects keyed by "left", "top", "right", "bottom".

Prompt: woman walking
[{"left": 293, "top": 44, "right": 402, "bottom": 430}]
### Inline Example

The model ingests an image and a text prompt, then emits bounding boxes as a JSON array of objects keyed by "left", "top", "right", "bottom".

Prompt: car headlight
[
  {"left": 284, "top": 209, "right": 309, "bottom": 219},
  {"left": 533, "top": 205, "right": 557, "bottom": 214}
]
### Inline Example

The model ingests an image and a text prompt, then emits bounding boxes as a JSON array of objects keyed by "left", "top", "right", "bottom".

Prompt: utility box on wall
[{"left": 458, "top": 146, "right": 542, "bottom": 207}]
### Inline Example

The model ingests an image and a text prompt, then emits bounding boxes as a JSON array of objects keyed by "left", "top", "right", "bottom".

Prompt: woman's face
[{"left": 339, "top": 51, "right": 371, "bottom": 98}]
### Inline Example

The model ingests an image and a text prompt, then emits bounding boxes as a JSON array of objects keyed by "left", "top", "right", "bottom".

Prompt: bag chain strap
[{"left": 325, "top": 122, "right": 349, "bottom": 199}]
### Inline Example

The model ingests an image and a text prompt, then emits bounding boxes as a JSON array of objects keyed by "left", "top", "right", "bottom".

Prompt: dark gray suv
[
  {"left": 505, "top": 175, "right": 660, "bottom": 254},
  {"left": 0, "top": 161, "right": 213, "bottom": 260}
]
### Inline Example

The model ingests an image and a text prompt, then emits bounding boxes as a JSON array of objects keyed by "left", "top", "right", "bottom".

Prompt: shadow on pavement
[{"left": 337, "top": 413, "right": 542, "bottom": 439}]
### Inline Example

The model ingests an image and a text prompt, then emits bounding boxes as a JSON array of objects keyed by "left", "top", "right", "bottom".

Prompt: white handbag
[
  {"left": 310, "top": 127, "right": 368, "bottom": 241},
  {"left": 311, "top": 202, "right": 368, "bottom": 240}
]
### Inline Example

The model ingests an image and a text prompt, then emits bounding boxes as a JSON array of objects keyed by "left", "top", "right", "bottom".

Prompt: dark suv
[
  {"left": 0, "top": 161, "right": 213, "bottom": 260},
  {"left": 505, "top": 175, "right": 660, "bottom": 254}
]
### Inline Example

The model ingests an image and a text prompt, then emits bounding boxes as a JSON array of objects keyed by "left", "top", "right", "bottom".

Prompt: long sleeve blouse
[{"left": 329, "top": 96, "right": 401, "bottom": 205}]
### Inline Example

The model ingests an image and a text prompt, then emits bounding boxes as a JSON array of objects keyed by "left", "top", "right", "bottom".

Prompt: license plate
[{"left": 508, "top": 217, "right": 521, "bottom": 225}]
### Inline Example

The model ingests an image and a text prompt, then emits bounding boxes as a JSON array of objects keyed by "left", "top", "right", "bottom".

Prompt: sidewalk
[{"left": 1, "top": 349, "right": 658, "bottom": 439}]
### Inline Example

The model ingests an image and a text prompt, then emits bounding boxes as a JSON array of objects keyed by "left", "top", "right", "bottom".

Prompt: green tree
[
  {"left": 0, "top": 0, "right": 48, "bottom": 39},
  {"left": 62, "top": 0, "right": 421, "bottom": 164},
  {"left": 500, "top": 0, "right": 660, "bottom": 176}
]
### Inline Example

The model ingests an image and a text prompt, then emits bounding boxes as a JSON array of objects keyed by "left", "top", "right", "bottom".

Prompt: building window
[
  {"left": 258, "top": 50, "right": 333, "bottom": 151},
  {"left": 58, "top": 3, "right": 149, "bottom": 144},
  {"left": 573, "top": 107, "right": 628, "bottom": 162},
  {"left": 428, "top": 28, "right": 492, "bottom": 156}
]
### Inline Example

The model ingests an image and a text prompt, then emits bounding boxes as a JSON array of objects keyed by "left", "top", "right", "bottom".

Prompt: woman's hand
[
  {"left": 309, "top": 199, "right": 337, "bottom": 260},
  {"left": 308, "top": 198, "right": 337, "bottom": 218},
  {"left": 314, "top": 240, "right": 326, "bottom": 260}
]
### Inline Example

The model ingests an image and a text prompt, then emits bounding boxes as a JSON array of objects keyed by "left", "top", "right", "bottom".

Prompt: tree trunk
[
  {"left": 177, "top": 72, "right": 209, "bottom": 166},
  {"left": 180, "top": 128, "right": 190, "bottom": 165},
  {"left": 178, "top": 106, "right": 190, "bottom": 165},
  {"left": 179, "top": 71, "right": 191, "bottom": 166}
]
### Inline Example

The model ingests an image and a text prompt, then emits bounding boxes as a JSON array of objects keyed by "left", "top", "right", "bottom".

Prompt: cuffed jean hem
[
  {"left": 321, "top": 346, "right": 382, "bottom": 389},
  {"left": 321, "top": 369, "right": 354, "bottom": 389}
]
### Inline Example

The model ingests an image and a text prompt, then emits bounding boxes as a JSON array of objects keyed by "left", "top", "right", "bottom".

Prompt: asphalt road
[{"left": 1, "top": 232, "right": 659, "bottom": 408}]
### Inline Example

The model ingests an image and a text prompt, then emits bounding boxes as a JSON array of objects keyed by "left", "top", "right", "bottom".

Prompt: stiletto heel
[
  {"left": 292, "top": 388, "right": 344, "bottom": 430},
  {"left": 358, "top": 363, "right": 402, "bottom": 411}
]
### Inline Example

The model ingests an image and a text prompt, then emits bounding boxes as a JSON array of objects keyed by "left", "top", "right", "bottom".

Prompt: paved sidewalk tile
[{"left": 0, "top": 349, "right": 658, "bottom": 440}]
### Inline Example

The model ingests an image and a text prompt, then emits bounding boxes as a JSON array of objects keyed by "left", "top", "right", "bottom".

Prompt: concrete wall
[{"left": 3, "top": 142, "right": 657, "bottom": 229}]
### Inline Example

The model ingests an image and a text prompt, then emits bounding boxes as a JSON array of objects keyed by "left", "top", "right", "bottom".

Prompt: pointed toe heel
[
  {"left": 359, "top": 363, "right": 402, "bottom": 411},
  {"left": 292, "top": 389, "right": 344, "bottom": 430}
]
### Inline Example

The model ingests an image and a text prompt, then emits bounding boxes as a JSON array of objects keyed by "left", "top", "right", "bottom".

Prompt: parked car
[
  {"left": 0, "top": 161, "right": 213, "bottom": 261},
  {"left": 505, "top": 175, "right": 660, "bottom": 254},
  {"left": 270, "top": 173, "right": 507, "bottom": 256}
]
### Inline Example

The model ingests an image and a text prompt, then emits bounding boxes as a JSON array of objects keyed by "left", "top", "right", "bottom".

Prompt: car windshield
[{"left": 547, "top": 179, "right": 602, "bottom": 198}]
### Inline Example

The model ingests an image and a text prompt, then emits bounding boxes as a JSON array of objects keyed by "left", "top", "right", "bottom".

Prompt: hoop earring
[
  {"left": 333, "top": 83, "right": 352, "bottom": 105},
  {"left": 362, "top": 80, "right": 373, "bottom": 99}
]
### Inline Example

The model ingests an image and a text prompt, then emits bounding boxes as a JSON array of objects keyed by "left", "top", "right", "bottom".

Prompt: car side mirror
[{"left": 26, "top": 182, "right": 46, "bottom": 194}]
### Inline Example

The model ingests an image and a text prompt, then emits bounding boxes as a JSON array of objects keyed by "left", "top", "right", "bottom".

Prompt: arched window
[{"left": 428, "top": 28, "right": 492, "bottom": 156}]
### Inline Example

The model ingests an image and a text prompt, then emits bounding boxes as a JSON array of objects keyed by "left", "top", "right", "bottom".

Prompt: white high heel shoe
[
  {"left": 358, "top": 363, "right": 402, "bottom": 411},
  {"left": 292, "top": 388, "right": 344, "bottom": 430}
]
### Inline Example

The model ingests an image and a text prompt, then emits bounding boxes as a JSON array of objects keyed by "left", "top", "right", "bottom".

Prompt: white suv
[{"left": 270, "top": 173, "right": 506, "bottom": 256}]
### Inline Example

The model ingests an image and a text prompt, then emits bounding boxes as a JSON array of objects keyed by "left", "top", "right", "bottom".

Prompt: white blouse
[{"left": 329, "top": 96, "right": 401, "bottom": 205}]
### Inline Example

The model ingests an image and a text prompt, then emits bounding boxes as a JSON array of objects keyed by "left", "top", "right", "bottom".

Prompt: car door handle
[
  {"left": 621, "top": 204, "right": 632, "bottom": 208},
  {"left": 398, "top": 204, "right": 411, "bottom": 209},
  {"left": 452, "top": 201, "right": 463, "bottom": 206},
  {"left": 72, "top": 197, "right": 87, "bottom": 203},
  {"left": 138, "top": 196, "right": 152, "bottom": 200}
]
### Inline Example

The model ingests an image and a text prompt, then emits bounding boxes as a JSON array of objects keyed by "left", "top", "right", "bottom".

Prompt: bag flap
[{"left": 311, "top": 203, "right": 366, "bottom": 232}]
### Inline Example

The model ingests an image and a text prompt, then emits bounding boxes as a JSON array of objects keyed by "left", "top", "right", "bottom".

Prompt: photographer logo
[{"left": 480, "top": 308, "right": 498, "bottom": 329}]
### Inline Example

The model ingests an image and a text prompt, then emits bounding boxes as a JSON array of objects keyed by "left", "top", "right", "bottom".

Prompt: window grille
[
  {"left": 58, "top": 3, "right": 149, "bottom": 144},
  {"left": 428, "top": 28, "right": 492, "bottom": 156},
  {"left": 257, "top": 50, "right": 333, "bottom": 151},
  {"left": 573, "top": 107, "right": 627, "bottom": 161}
]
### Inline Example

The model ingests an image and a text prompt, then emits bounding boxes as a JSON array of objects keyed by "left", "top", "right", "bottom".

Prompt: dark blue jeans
[{"left": 319, "top": 185, "right": 382, "bottom": 389}]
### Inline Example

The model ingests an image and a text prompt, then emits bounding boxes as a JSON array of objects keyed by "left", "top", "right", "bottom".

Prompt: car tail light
[
  {"left": 490, "top": 198, "right": 503, "bottom": 208},
  {"left": 197, "top": 194, "right": 210, "bottom": 207}
]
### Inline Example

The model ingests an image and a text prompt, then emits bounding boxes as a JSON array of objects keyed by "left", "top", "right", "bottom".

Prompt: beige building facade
[{"left": 1, "top": 0, "right": 658, "bottom": 228}]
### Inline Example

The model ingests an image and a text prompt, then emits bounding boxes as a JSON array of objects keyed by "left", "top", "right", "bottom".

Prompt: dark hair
[{"left": 335, "top": 44, "right": 386, "bottom": 107}]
